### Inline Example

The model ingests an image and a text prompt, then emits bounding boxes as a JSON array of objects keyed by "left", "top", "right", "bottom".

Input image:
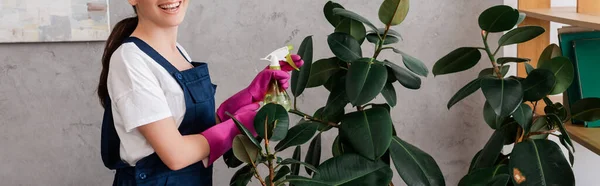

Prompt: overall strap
[{"left": 123, "top": 37, "right": 182, "bottom": 75}]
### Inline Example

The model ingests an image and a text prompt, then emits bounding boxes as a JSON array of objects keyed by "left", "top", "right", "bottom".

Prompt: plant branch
[
  {"left": 265, "top": 140, "right": 275, "bottom": 186},
  {"left": 373, "top": 24, "right": 392, "bottom": 59},
  {"left": 294, "top": 97, "right": 297, "bottom": 111},
  {"left": 481, "top": 31, "right": 502, "bottom": 79},
  {"left": 289, "top": 109, "right": 340, "bottom": 127},
  {"left": 253, "top": 171, "right": 267, "bottom": 186}
]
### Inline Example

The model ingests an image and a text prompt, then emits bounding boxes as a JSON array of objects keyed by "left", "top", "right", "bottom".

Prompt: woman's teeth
[{"left": 159, "top": 2, "right": 180, "bottom": 10}]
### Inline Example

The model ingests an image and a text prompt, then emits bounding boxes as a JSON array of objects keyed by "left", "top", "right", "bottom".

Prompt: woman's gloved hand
[
  {"left": 201, "top": 103, "right": 259, "bottom": 166},
  {"left": 216, "top": 54, "right": 304, "bottom": 122}
]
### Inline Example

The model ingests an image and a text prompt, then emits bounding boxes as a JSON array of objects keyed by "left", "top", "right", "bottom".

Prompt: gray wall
[{"left": 0, "top": 0, "right": 502, "bottom": 185}]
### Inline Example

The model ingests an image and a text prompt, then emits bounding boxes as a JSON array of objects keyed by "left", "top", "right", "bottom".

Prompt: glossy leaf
[
  {"left": 232, "top": 135, "right": 260, "bottom": 164},
  {"left": 291, "top": 36, "right": 313, "bottom": 97},
  {"left": 323, "top": 1, "right": 345, "bottom": 27},
  {"left": 559, "top": 135, "right": 575, "bottom": 166},
  {"left": 548, "top": 114, "right": 574, "bottom": 153},
  {"left": 498, "top": 26, "right": 545, "bottom": 46},
  {"left": 529, "top": 117, "right": 550, "bottom": 140},
  {"left": 313, "top": 154, "right": 393, "bottom": 186},
  {"left": 324, "top": 70, "right": 347, "bottom": 92},
  {"left": 341, "top": 107, "right": 393, "bottom": 160},
  {"left": 291, "top": 146, "right": 301, "bottom": 176},
  {"left": 366, "top": 33, "right": 399, "bottom": 45},
  {"left": 509, "top": 140, "right": 575, "bottom": 186},
  {"left": 571, "top": 98, "right": 600, "bottom": 122},
  {"left": 281, "top": 158, "right": 318, "bottom": 174},
  {"left": 322, "top": 76, "right": 349, "bottom": 123},
  {"left": 286, "top": 175, "right": 331, "bottom": 186},
  {"left": 226, "top": 112, "right": 261, "bottom": 149},
  {"left": 305, "top": 133, "right": 321, "bottom": 175},
  {"left": 335, "top": 18, "right": 367, "bottom": 44},
  {"left": 522, "top": 69, "right": 556, "bottom": 101},
  {"left": 480, "top": 77, "right": 523, "bottom": 118},
  {"left": 472, "top": 128, "right": 505, "bottom": 170},
  {"left": 223, "top": 150, "right": 243, "bottom": 168},
  {"left": 273, "top": 166, "right": 291, "bottom": 183},
  {"left": 516, "top": 12, "right": 526, "bottom": 26},
  {"left": 468, "top": 150, "right": 482, "bottom": 173},
  {"left": 478, "top": 5, "right": 520, "bottom": 32},
  {"left": 381, "top": 82, "right": 397, "bottom": 107},
  {"left": 313, "top": 108, "right": 342, "bottom": 131},
  {"left": 433, "top": 47, "right": 482, "bottom": 76},
  {"left": 254, "top": 103, "right": 289, "bottom": 141},
  {"left": 368, "top": 28, "right": 403, "bottom": 39},
  {"left": 478, "top": 66, "right": 510, "bottom": 77},
  {"left": 275, "top": 121, "right": 318, "bottom": 152},
  {"left": 327, "top": 32, "right": 362, "bottom": 62},
  {"left": 497, "top": 57, "right": 530, "bottom": 64},
  {"left": 538, "top": 56, "right": 574, "bottom": 95},
  {"left": 379, "top": 0, "right": 410, "bottom": 26},
  {"left": 502, "top": 122, "right": 519, "bottom": 145},
  {"left": 483, "top": 101, "right": 501, "bottom": 129},
  {"left": 459, "top": 165, "right": 509, "bottom": 186},
  {"left": 448, "top": 78, "right": 482, "bottom": 109},
  {"left": 306, "top": 58, "right": 341, "bottom": 88},
  {"left": 390, "top": 136, "right": 445, "bottom": 186},
  {"left": 230, "top": 165, "right": 254, "bottom": 186},
  {"left": 346, "top": 59, "right": 388, "bottom": 106},
  {"left": 538, "top": 44, "right": 562, "bottom": 65},
  {"left": 332, "top": 136, "right": 343, "bottom": 157},
  {"left": 385, "top": 60, "right": 421, "bottom": 89},
  {"left": 525, "top": 63, "right": 535, "bottom": 74},
  {"left": 513, "top": 103, "right": 533, "bottom": 134},
  {"left": 392, "top": 48, "right": 429, "bottom": 77},
  {"left": 332, "top": 8, "right": 379, "bottom": 34}
]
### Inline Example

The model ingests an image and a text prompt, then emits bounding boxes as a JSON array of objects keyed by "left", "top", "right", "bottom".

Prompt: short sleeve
[
  {"left": 176, "top": 43, "right": 192, "bottom": 62},
  {"left": 107, "top": 47, "right": 172, "bottom": 132}
]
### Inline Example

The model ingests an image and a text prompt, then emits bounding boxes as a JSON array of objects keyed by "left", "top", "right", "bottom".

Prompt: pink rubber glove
[
  {"left": 201, "top": 103, "right": 259, "bottom": 167},
  {"left": 216, "top": 54, "right": 304, "bottom": 122}
]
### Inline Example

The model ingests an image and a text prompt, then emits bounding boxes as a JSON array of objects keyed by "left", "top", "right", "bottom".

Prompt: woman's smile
[{"left": 158, "top": 1, "right": 182, "bottom": 14}]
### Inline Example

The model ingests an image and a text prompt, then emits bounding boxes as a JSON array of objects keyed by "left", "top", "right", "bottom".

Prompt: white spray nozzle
[{"left": 261, "top": 46, "right": 292, "bottom": 67}]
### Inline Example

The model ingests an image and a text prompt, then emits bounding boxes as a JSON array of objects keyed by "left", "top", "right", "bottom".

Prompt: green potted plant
[
  {"left": 223, "top": 0, "right": 446, "bottom": 185},
  {"left": 432, "top": 5, "right": 600, "bottom": 186}
]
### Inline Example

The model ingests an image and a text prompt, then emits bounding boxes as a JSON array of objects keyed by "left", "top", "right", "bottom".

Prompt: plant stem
[
  {"left": 265, "top": 138, "right": 275, "bottom": 186},
  {"left": 373, "top": 24, "right": 391, "bottom": 59},
  {"left": 254, "top": 172, "right": 267, "bottom": 186},
  {"left": 294, "top": 97, "right": 298, "bottom": 110},
  {"left": 289, "top": 109, "right": 340, "bottom": 127},
  {"left": 481, "top": 31, "right": 502, "bottom": 79}
]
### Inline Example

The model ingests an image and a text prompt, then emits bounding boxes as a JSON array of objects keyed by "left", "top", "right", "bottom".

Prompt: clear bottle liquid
[{"left": 263, "top": 78, "right": 292, "bottom": 111}]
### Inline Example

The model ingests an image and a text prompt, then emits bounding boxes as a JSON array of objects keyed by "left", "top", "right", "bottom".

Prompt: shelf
[
  {"left": 565, "top": 121, "right": 600, "bottom": 156},
  {"left": 519, "top": 7, "right": 600, "bottom": 30}
]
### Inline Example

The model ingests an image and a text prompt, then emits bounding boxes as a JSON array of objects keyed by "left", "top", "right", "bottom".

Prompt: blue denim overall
[{"left": 101, "top": 37, "right": 217, "bottom": 186}]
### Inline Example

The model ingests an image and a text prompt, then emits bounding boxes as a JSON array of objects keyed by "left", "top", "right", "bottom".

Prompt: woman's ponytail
[{"left": 97, "top": 7, "right": 138, "bottom": 108}]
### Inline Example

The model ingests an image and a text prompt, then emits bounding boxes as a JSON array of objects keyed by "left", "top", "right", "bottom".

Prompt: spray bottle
[{"left": 260, "top": 45, "right": 298, "bottom": 111}]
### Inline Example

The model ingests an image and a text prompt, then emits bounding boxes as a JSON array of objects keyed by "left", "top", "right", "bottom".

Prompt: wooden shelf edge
[
  {"left": 519, "top": 7, "right": 600, "bottom": 30},
  {"left": 565, "top": 121, "right": 600, "bottom": 156}
]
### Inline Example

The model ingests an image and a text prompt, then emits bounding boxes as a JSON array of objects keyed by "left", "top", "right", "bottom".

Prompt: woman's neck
[{"left": 131, "top": 19, "right": 179, "bottom": 51}]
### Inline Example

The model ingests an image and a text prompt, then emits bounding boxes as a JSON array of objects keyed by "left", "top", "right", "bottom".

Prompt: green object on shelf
[{"left": 573, "top": 38, "right": 600, "bottom": 127}]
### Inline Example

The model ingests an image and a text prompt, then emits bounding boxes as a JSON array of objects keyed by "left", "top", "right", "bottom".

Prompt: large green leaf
[
  {"left": 571, "top": 98, "right": 600, "bottom": 122},
  {"left": 378, "top": 0, "right": 410, "bottom": 26},
  {"left": 226, "top": 112, "right": 261, "bottom": 149},
  {"left": 332, "top": 8, "right": 379, "bottom": 34},
  {"left": 390, "top": 136, "right": 445, "bottom": 186},
  {"left": 346, "top": 59, "right": 388, "bottom": 106},
  {"left": 432, "top": 47, "right": 482, "bottom": 76},
  {"left": 478, "top": 66, "right": 510, "bottom": 77},
  {"left": 335, "top": 18, "right": 367, "bottom": 44},
  {"left": 223, "top": 150, "right": 243, "bottom": 168},
  {"left": 548, "top": 114, "right": 574, "bottom": 152},
  {"left": 313, "top": 154, "right": 393, "bottom": 186},
  {"left": 291, "top": 36, "right": 313, "bottom": 97},
  {"left": 341, "top": 107, "right": 393, "bottom": 160},
  {"left": 332, "top": 136, "right": 343, "bottom": 157},
  {"left": 480, "top": 77, "right": 523, "bottom": 118},
  {"left": 447, "top": 78, "right": 482, "bottom": 109},
  {"left": 323, "top": 1, "right": 345, "bottom": 27},
  {"left": 230, "top": 165, "right": 254, "bottom": 186},
  {"left": 391, "top": 48, "right": 429, "bottom": 77},
  {"left": 538, "top": 44, "right": 562, "bottom": 66},
  {"left": 305, "top": 133, "right": 322, "bottom": 175},
  {"left": 384, "top": 60, "right": 421, "bottom": 89},
  {"left": 483, "top": 101, "right": 502, "bottom": 130},
  {"left": 498, "top": 26, "right": 545, "bottom": 46},
  {"left": 232, "top": 135, "right": 260, "bottom": 164},
  {"left": 516, "top": 12, "right": 527, "bottom": 26},
  {"left": 291, "top": 146, "right": 301, "bottom": 176},
  {"left": 273, "top": 166, "right": 291, "bottom": 183},
  {"left": 509, "top": 140, "right": 575, "bottom": 186},
  {"left": 459, "top": 165, "right": 509, "bottom": 186},
  {"left": 522, "top": 69, "right": 556, "bottom": 101},
  {"left": 323, "top": 74, "right": 349, "bottom": 118},
  {"left": 472, "top": 127, "right": 506, "bottom": 170},
  {"left": 275, "top": 121, "right": 318, "bottom": 152},
  {"left": 366, "top": 33, "right": 399, "bottom": 45},
  {"left": 254, "top": 103, "right": 289, "bottom": 141},
  {"left": 324, "top": 70, "right": 347, "bottom": 92},
  {"left": 327, "top": 32, "right": 362, "bottom": 63},
  {"left": 306, "top": 58, "right": 341, "bottom": 88},
  {"left": 529, "top": 117, "right": 550, "bottom": 140},
  {"left": 478, "top": 5, "right": 520, "bottom": 32},
  {"left": 381, "top": 82, "right": 397, "bottom": 107},
  {"left": 538, "top": 56, "right": 574, "bottom": 95},
  {"left": 525, "top": 63, "right": 535, "bottom": 74},
  {"left": 368, "top": 28, "right": 403, "bottom": 39},
  {"left": 497, "top": 57, "right": 530, "bottom": 64},
  {"left": 280, "top": 158, "right": 318, "bottom": 174},
  {"left": 513, "top": 104, "right": 533, "bottom": 134},
  {"left": 314, "top": 108, "right": 342, "bottom": 130},
  {"left": 286, "top": 175, "right": 331, "bottom": 186},
  {"left": 468, "top": 150, "right": 482, "bottom": 173}
]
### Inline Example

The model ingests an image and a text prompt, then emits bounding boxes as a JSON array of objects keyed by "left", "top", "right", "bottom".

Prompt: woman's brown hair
[{"left": 97, "top": 7, "right": 138, "bottom": 108}]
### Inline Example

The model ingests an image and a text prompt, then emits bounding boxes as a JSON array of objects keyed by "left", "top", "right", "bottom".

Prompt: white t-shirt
[{"left": 107, "top": 42, "right": 192, "bottom": 166}]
